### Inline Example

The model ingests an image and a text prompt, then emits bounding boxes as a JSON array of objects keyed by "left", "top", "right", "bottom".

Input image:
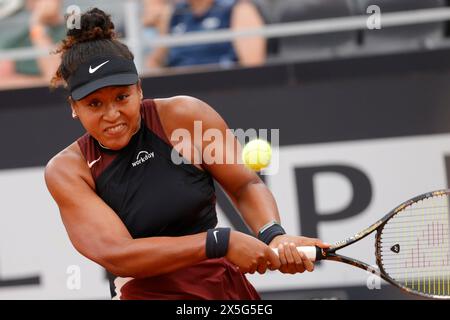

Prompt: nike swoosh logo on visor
[
  {"left": 89, "top": 60, "right": 110, "bottom": 74},
  {"left": 213, "top": 230, "right": 219, "bottom": 243}
]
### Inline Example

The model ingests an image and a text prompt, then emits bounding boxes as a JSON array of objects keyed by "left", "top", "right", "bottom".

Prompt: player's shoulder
[
  {"left": 44, "top": 142, "right": 87, "bottom": 187},
  {"left": 46, "top": 142, "right": 84, "bottom": 168}
]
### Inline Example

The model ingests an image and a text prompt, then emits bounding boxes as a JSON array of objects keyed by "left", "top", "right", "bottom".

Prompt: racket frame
[{"left": 318, "top": 189, "right": 449, "bottom": 300}]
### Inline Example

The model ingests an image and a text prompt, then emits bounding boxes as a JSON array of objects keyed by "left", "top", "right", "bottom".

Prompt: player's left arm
[
  {"left": 159, "top": 96, "right": 329, "bottom": 274},
  {"left": 160, "top": 95, "right": 278, "bottom": 233}
]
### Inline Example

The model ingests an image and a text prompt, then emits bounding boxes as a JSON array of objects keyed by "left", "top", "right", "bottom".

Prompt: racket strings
[{"left": 379, "top": 194, "right": 450, "bottom": 297}]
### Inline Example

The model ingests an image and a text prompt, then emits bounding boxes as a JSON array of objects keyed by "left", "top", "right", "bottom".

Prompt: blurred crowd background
[
  {"left": 1, "top": 0, "right": 450, "bottom": 300},
  {"left": 0, "top": 0, "right": 449, "bottom": 90}
]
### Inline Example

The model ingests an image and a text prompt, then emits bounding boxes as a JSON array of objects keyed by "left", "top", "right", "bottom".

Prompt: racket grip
[{"left": 272, "top": 246, "right": 321, "bottom": 262}]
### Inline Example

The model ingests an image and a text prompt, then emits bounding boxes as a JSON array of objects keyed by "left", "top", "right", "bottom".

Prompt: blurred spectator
[
  {"left": 146, "top": 0, "right": 266, "bottom": 69},
  {"left": 141, "top": 0, "right": 172, "bottom": 57},
  {"left": 0, "top": 0, "right": 64, "bottom": 88},
  {"left": 0, "top": 0, "right": 23, "bottom": 19}
]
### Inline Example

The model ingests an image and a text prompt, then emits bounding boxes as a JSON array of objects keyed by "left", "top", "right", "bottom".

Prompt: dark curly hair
[{"left": 52, "top": 8, "right": 134, "bottom": 88}]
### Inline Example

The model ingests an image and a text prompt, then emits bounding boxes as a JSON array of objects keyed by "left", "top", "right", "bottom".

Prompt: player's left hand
[{"left": 269, "top": 235, "right": 330, "bottom": 274}]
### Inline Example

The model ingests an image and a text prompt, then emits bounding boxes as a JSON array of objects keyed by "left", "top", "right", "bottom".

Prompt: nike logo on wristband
[
  {"left": 213, "top": 230, "right": 219, "bottom": 243},
  {"left": 89, "top": 60, "right": 110, "bottom": 74}
]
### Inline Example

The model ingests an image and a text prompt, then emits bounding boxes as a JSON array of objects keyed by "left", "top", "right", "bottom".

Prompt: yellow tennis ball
[{"left": 242, "top": 139, "right": 272, "bottom": 171}]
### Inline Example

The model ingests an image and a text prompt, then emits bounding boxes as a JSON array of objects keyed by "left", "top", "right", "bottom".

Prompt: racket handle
[{"left": 272, "top": 246, "right": 322, "bottom": 262}]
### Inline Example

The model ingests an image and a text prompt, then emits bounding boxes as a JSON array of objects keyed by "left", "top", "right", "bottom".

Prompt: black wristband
[
  {"left": 258, "top": 224, "right": 286, "bottom": 245},
  {"left": 205, "top": 227, "right": 231, "bottom": 259}
]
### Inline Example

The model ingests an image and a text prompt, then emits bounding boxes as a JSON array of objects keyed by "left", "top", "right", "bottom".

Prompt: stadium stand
[
  {"left": 275, "top": 0, "right": 359, "bottom": 62},
  {"left": 357, "top": 0, "right": 447, "bottom": 53}
]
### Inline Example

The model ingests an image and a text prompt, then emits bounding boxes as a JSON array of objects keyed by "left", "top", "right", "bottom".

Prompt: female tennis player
[{"left": 44, "top": 8, "right": 329, "bottom": 300}]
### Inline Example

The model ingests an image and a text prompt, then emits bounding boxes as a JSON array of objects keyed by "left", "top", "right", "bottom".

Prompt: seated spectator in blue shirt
[{"left": 146, "top": 0, "right": 266, "bottom": 69}]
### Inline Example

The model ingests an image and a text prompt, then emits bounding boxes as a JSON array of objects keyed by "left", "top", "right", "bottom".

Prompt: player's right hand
[{"left": 226, "top": 231, "right": 281, "bottom": 274}]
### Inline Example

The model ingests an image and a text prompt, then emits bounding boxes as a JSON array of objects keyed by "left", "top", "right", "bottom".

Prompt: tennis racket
[{"left": 273, "top": 189, "right": 450, "bottom": 299}]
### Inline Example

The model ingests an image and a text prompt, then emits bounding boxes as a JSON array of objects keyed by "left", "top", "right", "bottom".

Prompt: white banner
[{"left": 1, "top": 134, "right": 450, "bottom": 299}]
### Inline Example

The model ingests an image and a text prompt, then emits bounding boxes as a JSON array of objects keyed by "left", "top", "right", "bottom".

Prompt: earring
[{"left": 72, "top": 112, "right": 78, "bottom": 119}]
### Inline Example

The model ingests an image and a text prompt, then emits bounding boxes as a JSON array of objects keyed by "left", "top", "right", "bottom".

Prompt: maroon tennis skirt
[{"left": 115, "top": 258, "right": 261, "bottom": 300}]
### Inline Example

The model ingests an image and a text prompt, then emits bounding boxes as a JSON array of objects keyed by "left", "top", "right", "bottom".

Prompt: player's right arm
[{"left": 44, "top": 144, "right": 279, "bottom": 277}]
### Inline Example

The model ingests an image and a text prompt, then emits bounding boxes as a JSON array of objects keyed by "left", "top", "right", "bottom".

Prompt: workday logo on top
[{"left": 132, "top": 150, "right": 155, "bottom": 167}]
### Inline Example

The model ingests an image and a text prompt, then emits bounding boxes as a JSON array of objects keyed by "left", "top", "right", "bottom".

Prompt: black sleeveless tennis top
[
  {"left": 78, "top": 99, "right": 218, "bottom": 238},
  {"left": 77, "top": 99, "right": 218, "bottom": 297}
]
